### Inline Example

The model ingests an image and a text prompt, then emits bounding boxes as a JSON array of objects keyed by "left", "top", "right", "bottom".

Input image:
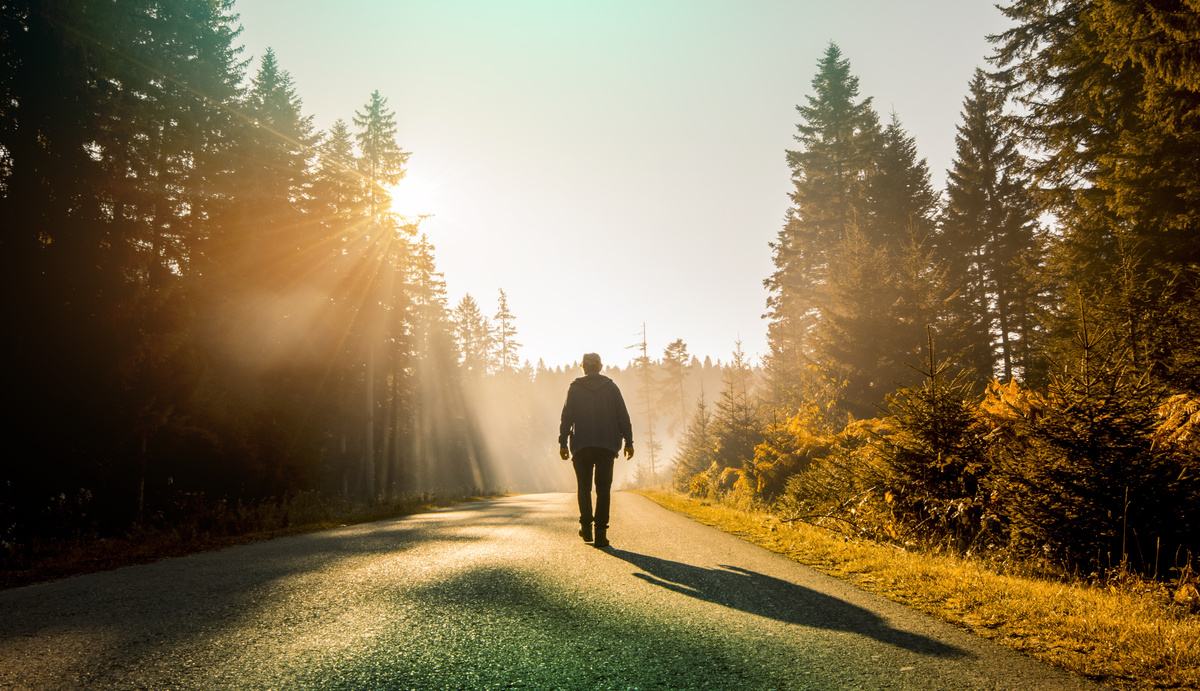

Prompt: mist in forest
[{"left": 453, "top": 353, "right": 732, "bottom": 494}]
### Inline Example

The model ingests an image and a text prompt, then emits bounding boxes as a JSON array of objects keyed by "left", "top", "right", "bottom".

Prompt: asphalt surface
[{"left": 0, "top": 492, "right": 1109, "bottom": 690}]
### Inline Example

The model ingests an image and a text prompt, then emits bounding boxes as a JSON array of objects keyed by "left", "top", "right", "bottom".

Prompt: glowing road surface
[{"left": 0, "top": 493, "right": 1108, "bottom": 690}]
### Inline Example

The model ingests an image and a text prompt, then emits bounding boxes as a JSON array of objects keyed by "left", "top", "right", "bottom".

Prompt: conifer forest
[{"left": 2, "top": 0, "right": 1199, "bottom": 582}]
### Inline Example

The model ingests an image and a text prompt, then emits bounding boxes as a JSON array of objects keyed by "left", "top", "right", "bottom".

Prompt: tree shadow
[
  {"left": 605, "top": 548, "right": 968, "bottom": 658},
  {"left": 0, "top": 502, "right": 513, "bottom": 651}
]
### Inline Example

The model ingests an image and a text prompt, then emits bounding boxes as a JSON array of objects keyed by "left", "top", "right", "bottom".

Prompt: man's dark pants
[{"left": 572, "top": 446, "right": 616, "bottom": 529}]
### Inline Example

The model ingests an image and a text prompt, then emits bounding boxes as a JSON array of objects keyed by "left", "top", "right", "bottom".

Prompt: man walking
[{"left": 559, "top": 353, "right": 634, "bottom": 547}]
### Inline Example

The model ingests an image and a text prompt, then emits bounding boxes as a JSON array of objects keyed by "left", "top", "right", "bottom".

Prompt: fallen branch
[{"left": 779, "top": 485, "right": 878, "bottom": 533}]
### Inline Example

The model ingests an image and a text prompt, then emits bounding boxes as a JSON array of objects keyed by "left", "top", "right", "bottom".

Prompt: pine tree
[
  {"left": 817, "top": 226, "right": 902, "bottom": 418},
  {"left": 243, "top": 48, "right": 317, "bottom": 214},
  {"left": 313, "top": 119, "right": 366, "bottom": 230},
  {"left": 989, "top": 306, "right": 1177, "bottom": 572},
  {"left": 881, "top": 331, "right": 988, "bottom": 547},
  {"left": 765, "top": 42, "right": 882, "bottom": 411},
  {"left": 453, "top": 294, "right": 492, "bottom": 378},
  {"left": 869, "top": 113, "right": 944, "bottom": 363},
  {"left": 711, "top": 341, "right": 763, "bottom": 470},
  {"left": 493, "top": 289, "right": 522, "bottom": 373},
  {"left": 406, "top": 234, "right": 451, "bottom": 375},
  {"left": 671, "top": 393, "right": 716, "bottom": 492},
  {"left": 657, "top": 339, "right": 691, "bottom": 436},
  {"left": 353, "top": 90, "right": 410, "bottom": 225},
  {"left": 866, "top": 112, "right": 940, "bottom": 249},
  {"left": 305, "top": 117, "right": 372, "bottom": 494},
  {"left": 396, "top": 233, "right": 482, "bottom": 495},
  {"left": 0, "top": 0, "right": 248, "bottom": 519},
  {"left": 350, "top": 90, "right": 412, "bottom": 497},
  {"left": 939, "top": 69, "right": 1044, "bottom": 384},
  {"left": 194, "top": 47, "right": 337, "bottom": 505},
  {"left": 207, "top": 48, "right": 320, "bottom": 342},
  {"left": 865, "top": 114, "right": 943, "bottom": 393},
  {"left": 992, "top": 0, "right": 1200, "bottom": 392},
  {"left": 816, "top": 113, "right": 942, "bottom": 418}
]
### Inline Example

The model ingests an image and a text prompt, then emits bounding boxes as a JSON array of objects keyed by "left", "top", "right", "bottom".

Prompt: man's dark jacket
[{"left": 558, "top": 374, "right": 634, "bottom": 455}]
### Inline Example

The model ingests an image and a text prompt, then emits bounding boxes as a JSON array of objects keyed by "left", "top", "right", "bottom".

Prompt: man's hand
[
  {"left": 624, "top": 445, "right": 635, "bottom": 460},
  {"left": 559, "top": 446, "right": 570, "bottom": 461}
]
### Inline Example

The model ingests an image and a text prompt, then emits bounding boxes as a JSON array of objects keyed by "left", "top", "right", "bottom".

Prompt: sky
[{"left": 235, "top": 0, "right": 1014, "bottom": 369}]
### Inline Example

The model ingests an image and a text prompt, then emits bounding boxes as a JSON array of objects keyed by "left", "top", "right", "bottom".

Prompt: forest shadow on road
[
  {"left": 0, "top": 498, "right": 545, "bottom": 642},
  {"left": 395, "top": 564, "right": 840, "bottom": 690},
  {"left": 604, "top": 548, "right": 968, "bottom": 659}
]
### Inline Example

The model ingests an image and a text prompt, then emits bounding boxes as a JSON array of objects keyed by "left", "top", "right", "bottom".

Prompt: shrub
[
  {"left": 985, "top": 318, "right": 1184, "bottom": 575},
  {"left": 877, "top": 333, "right": 990, "bottom": 550},
  {"left": 775, "top": 418, "right": 896, "bottom": 541},
  {"left": 748, "top": 405, "right": 835, "bottom": 500}
]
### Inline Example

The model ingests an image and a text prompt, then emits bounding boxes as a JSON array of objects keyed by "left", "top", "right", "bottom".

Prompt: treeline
[
  {"left": 606, "top": 340, "right": 741, "bottom": 487},
  {"left": 672, "top": 3, "right": 1199, "bottom": 578},
  {"left": 0, "top": 0, "right": 554, "bottom": 556},
  {"left": 493, "top": 343, "right": 729, "bottom": 489}
]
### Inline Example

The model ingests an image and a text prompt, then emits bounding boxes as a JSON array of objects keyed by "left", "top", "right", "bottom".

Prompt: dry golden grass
[{"left": 638, "top": 489, "right": 1200, "bottom": 691}]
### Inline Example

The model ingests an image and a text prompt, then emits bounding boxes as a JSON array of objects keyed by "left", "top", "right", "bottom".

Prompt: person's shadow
[{"left": 605, "top": 548, "right": 967, "bottom": 658}]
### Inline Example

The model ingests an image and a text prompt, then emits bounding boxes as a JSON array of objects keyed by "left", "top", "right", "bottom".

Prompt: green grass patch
[{"left": 638, "top": 489, "right": 1200, "bottom": 691}]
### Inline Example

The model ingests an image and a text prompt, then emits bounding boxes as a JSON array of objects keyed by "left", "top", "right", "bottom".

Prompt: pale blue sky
[{"left": 235, "top": 0, "right": 1012, "bottom": 368}]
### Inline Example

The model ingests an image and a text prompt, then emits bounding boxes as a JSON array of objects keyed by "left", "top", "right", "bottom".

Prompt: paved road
[{"left": 0, "top": 493, "right": 1107, "bottom": 690}]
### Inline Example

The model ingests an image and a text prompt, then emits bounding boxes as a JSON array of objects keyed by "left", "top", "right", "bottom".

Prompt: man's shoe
[
  {"left": 579, "top": 524, "right": 593, "bottom": 543},
  {"left": 593, "top": 527, "right": 609, "bottom": 548}
]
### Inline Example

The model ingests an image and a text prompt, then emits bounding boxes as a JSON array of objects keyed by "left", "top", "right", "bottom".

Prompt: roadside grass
[
  {"left": 1, "top": 489, "right": 501, "bottom": 590},
  {"left": 637, "top": 489, "right": 1200, "bottom": 691}
]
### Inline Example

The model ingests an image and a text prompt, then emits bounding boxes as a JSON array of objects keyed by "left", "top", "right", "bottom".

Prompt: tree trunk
[
  {"left": 137, "top": 432, "right": 147, "bottom": 523},
  {"left": 364, "top": 344, "right": 376, "bottom": 498}
]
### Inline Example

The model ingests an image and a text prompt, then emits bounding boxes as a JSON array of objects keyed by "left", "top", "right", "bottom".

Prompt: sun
[{"left": 387, "top": 166, "right": 438, "bottom": 220}]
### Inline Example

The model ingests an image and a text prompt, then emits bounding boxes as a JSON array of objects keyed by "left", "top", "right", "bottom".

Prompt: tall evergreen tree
[
  {"left": 658, "top": 339, "right": 692, "bottom": 436},
  {"left": 349, "top": 90, "right": 412, "bottom": 497},
  {"left": 354, "top": 90, "right": 410, "bottom": 225},
  {"left": 312, "top": 119, "right": 366, "bottom": 233},
  {"left": 940, "top": 69, "right": 1045, "bottom": 384},
  {"left": 711, "top": 341, "right": 763, "bottom": 470},
  {"left": 866, "top": 112, "right": 940, "bottom": 249},
  {"left": 493, "top": 289, "right": 522, "bottom": 373},
  {"left": 993, "top": 0, "right": 1200, "bottom": 391},
  {"left": 816, "top": 113, "right": 943, "bottom": 418},
  {"left": 197, "top": 47, "right": 334, "bottom": 503},
  {"left": 671, "top": 393, "right": 716, "bottom": 493},
  {"left": 765, "top": 42, "right": 881, "bottom": 411},
  {"left": 817, "top": 226, "right": 903, "bottom": 418},
  {"left": 453, "top": 294, "right": 493, "bottom": 378},
  {"left": 408, "top": 234, "right": 451, "bottom": 340},
  {"left": 302, "top": 118, "right": 372, "bottom": 495},
  {"left": 398, "top": 233, "right": 483, "bottom": 495},
  {"left": 243, "top": 48, "right": 316, "bottom": 214},
  {"left": 205, "top": 47, "right": 319, "bottom": 351},
  {"left": 0, "top": 0, "right": 246, "bottom": 523}
]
